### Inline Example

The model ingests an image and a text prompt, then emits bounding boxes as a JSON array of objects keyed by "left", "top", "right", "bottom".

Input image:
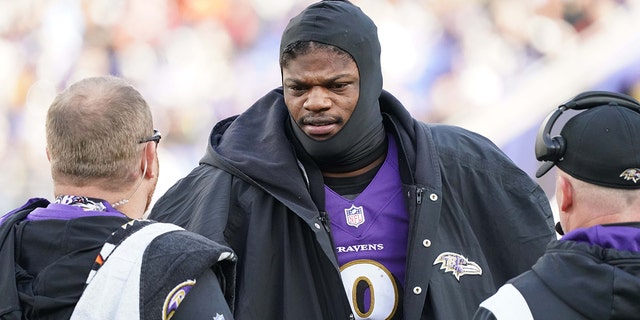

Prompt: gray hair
[{"left": 46, "top": 76, "right": 153, "bottom": 191}]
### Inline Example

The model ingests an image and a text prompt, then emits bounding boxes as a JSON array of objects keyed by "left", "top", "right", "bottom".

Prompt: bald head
[{"left": 556, "top": 170, "right": 640, "bottom": 232}]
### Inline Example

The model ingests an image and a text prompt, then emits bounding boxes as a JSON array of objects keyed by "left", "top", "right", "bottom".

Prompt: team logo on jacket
[
  {"left": 433, "top": 252, "right": 482, "bottom": 281},
  {"left": 344, "top": 204, "right": 365, "bottom": 228},
  {"left": 620, "top": 168, "right": 640, "bottom": 183},
  {"left": 162, "top": 279, "right": 196, "bottom": 320}
]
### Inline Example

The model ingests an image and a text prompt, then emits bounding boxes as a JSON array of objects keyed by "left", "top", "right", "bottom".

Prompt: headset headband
[{"left": 534, "top": 91, "right": 640, "bottom": 178}]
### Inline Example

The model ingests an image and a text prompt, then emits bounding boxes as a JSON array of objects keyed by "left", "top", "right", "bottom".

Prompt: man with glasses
[{"left": 0, "top": 76, "right": 235, "bottom": 320}]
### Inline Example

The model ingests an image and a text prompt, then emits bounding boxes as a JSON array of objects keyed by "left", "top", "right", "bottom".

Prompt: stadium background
[{"left": 1, "top": 0, "right": 639, "bottom": 222}]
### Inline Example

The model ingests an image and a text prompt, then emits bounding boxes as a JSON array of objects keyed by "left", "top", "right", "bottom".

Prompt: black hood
[
  {"left": 532, "top": 239, "right": 640, "bottom": 318},
  {"left": 199, "top": 89, "right": 420, "bottom": 215},
  {"left": 280, "top": 0, "right": 386, "bottom": 173},
  {"left": 202, "top": 89, "right": 321, "bottom": 216}
]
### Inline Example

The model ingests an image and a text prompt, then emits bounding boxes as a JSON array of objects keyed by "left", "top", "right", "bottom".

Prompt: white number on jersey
[{"left": 340, "top": 259, "right": 399, "bottom": 319}]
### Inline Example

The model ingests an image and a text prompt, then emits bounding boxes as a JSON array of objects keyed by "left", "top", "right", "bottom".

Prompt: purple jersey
[{"left": 325, "top": 135, "right": 409, "bottom": 319}]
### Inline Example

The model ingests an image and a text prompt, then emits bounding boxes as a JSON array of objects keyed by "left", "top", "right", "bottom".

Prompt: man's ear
[
  {"left": 46, "top": 147, "right": 51, "bottom": 162},
  {"left": 142, "top": 142, "right": 157, "bottom": 178},
  {"left": 557, "top": 175, "right": 573, "bottom": 213}
]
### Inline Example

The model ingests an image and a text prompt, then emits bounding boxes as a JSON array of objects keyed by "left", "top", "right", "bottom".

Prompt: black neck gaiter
[{"left": 280, "top": 0, "right": 386, "bottom": 173}]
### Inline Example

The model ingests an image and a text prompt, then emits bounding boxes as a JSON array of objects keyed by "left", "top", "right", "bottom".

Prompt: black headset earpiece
[
  {"left": 535, "top": 91, "right": 640, "bottom": 169},
  {"left": 535, "top": 106, "right": 567, "bottom": 162}
]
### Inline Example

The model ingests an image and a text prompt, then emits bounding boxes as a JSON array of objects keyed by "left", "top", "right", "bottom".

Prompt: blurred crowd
[{"left": 1, "top": 0, "right": 640, "bottom": 213}]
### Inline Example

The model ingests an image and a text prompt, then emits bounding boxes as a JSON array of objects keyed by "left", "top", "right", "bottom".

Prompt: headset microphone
[{"left": 554, "top": 222, "right": 564, "bottom": 235}]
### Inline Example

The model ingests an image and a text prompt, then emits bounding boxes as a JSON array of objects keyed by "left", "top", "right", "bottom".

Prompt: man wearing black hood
[{"left": 149, "top": 1, "right": 555, "bottom": 319}]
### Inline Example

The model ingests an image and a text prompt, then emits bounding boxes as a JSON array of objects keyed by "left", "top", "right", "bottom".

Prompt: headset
[
  {"left": 535, "top": 90, "right": 640, "bottom": 164},
  {"left": 535, "top": 91, "right": 640, "bottom": 235}
]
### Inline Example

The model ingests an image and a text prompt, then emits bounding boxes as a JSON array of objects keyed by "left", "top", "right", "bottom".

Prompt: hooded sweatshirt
[{"left": 474, "top": 224, "right": 640, "bottom": 319}]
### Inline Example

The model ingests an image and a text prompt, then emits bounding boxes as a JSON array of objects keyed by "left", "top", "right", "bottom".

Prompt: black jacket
[
  {"left": 0, "top": 199, "right": 122, "bottom": 319},
  {"left": 0, "top": 198, "right": 236, "bottom": 320},
  {"left": 473, "top": 225, "right": 640, "bottom": 320},
  {"left": 150, "top": 88, "right": 555, "bottom": 319}
]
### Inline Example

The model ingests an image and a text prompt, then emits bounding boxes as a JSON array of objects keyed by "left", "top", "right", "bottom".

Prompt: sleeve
[
  {"left": 473, "top": 284, "right": 534, "bottom": 320},
  {"left": 472, "top": 307, "right": 498, "bottom": 320},
  {"left": 433, "top": 124, "right": 556, "bottom": 286},
  {"left": 478, "top": 164, "right": 555, "bottom": 286},
  {"left": 149, "top": 164, "right": 233, "bottom": 244},
  {"left": 171, "top": 268, "right": 234, "bottom": 320}
]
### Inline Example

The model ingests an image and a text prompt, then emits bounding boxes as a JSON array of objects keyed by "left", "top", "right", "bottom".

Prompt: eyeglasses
[{"left": 139, "top": 129, "right": 162, "bottom": 144}]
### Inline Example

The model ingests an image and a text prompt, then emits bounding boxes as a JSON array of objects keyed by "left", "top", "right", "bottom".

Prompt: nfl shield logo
[{"left": 344, "top": 204, "right": 365, "bottom": 228}]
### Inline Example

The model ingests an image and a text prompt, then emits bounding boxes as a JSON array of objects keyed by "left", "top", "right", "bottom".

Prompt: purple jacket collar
[
  {"left": 0, "top": 197, "right": 126, "bottom": 225},
  {"left": 562, "top": 223, "right": 640, "bottom": 252}
]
